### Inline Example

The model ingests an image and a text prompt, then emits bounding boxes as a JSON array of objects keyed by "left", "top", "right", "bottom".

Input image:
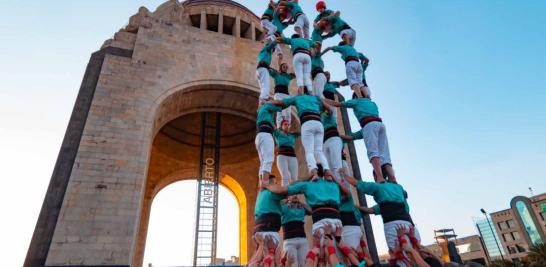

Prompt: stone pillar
[
  {"left": 200, "top": 10, "right": 207, "bottom": 30},
  {"left": 218, "top": 11, "right": 224, "bottom": 34},
  {"left": 250, "top": 21, "right": 256, "bottom": 41},
  {"left": 234, "top": 16, "right": 241, "bottom": 38}
]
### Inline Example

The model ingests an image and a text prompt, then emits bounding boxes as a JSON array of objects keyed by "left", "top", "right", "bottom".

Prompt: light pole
[{"left": 480, "top": 208, "right": 506, "bottom": 262}]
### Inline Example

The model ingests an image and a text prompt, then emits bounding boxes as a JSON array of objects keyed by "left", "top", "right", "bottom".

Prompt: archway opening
[{"left": 143, "top": 180, "right": 241, "bottom": 266}]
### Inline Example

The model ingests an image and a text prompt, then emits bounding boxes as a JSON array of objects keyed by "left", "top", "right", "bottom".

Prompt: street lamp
[{"left": 480, "top": 208, "right": 506, "bottom": 262}]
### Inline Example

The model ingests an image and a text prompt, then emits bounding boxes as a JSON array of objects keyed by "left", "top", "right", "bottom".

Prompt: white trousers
[
  {"left": 277, "top": 155, "right": 298, "bottom": 186},
  {"left": 346, "top": 61, "right": 364, "bottom": 89},
  {"left": 256, "top": 67, "right": 271, "bottom": 100},
  {"left": 342, "top": 225, "right": 363, "bottom": 249},
  {"left": 293, "top": 53, "right": 312, "bottom": 89},
  {"left": 301, "top": 120, "right": 329, "bottom": 171},
  {"left": 261, "top": 19, "right": 277, "bottom": 36},
  {"left": 283, "top": 237, "right": 309, "bottom": 267},
  {"left": 323, "top": 136, "right": 343, "bottom": 181},
  {"left": 342, "top": 159, "right": 351, "bottom": 177},
  {"left": 361, "top": 121, "right": 391, "bottom": 165},
  {"left": 274, "top": 93, "right": 292, "bottom": 127},
  {"left": 312, "top": 72, "right": 327, "bottom": 98},
  {"left": 340, "top": 28, "right": 356, "bottom": 46},
  {"left": 255, "top": 132, "right": 275, "bottom": 175},
  {"left": 294, "top": 14, "right": 310, "bottom": 39},
  {"left": 384, "top": 220, "right": 421, "bottom": 249}
]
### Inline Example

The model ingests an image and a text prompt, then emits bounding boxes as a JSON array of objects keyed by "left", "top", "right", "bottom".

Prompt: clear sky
[{"left": 1, "top": 0, "right": 546, "bottom": 266}]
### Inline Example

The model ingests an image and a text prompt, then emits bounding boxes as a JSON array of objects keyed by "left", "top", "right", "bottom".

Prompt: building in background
[
  {"left": 489, "top": 192, "right": 546, "bottom": 263},
  {"left": 474, "top": 217, "right": 504, "bottom": 261},
  {"left": 423, "top": 235, "right": 491, "bottom": 265}
]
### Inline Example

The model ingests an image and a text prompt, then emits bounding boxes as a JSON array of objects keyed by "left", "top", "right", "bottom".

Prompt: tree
[
  {"left": 488, "top": 259, "right": 515, "bottom": 267},
  {"left": 528, "top": 243, "right": 546, "bottom": 267}
]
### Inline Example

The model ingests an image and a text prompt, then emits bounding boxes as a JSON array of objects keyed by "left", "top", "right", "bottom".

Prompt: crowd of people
[{"left": 249, "top": 1, "right": 476, "bottom": 267}]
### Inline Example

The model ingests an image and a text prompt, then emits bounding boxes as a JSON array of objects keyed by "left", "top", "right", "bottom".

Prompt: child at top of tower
[
  {"left": 269, "top": 63, "right": 295, "bottom": 128},
  {"left": 322, "top": 41, "right": 369, "bottom": 99},
  {"left": 318, "top": 13, "right": 356, "bottom": 46},
  {"left": 260, "top": 1, "right": 288, "bottom": 63},
  {"left": 313, "top": 1, "right": 339, "bottom": 27},
  {"left": 277, "top": 0, "right": 310, "bottom": 39}
]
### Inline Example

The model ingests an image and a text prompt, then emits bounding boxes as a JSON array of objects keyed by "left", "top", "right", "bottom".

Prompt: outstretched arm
[
  {"left": 334, "top": 177, "right": 350, "bottom": 197},
  {"left": 268, "top": 99, "right": 286, "bottom": 107},
  {"left": 323, "top": 98, "right": 342, "bottom": 107},
  {"left": 339, "top": 168, "right": 359, "bottom": 187},
  {"left": 265, "top": 184, "right": 288, "bottom": 195},
  {"left": 320, "top": 46, "right": 333, "bottom": 56}
]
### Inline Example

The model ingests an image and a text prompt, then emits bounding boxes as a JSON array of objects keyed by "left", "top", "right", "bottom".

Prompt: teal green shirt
[
  {"left": 326, "top": 16, "right": 349, "bottom": 34},
  {"left": 255, "top": 189, "right": 285, "bottom": 218},
  {"left": 340, "top": 98, "right": 379, "bottom": 121},
  {"left": 340, "top": 193, "right": 363, "bottom": 223},
  {"left": 272, "top": 15, "right": 289, "bottom": 34},
  {"left": 257, "top": 103, "right": 283, "bottom": 127},
  {"left": 349, "top": 130, "right": 363, "bottom": 141},
  {"left": 332, "top": 45, "right": 359, "bottom": 61},
  {"left": 273, "top": 129, "right": 298, "bottom": 148},
  {"left": 281, "top": 37, "right": 316, "bottom": 54},
  {"left": 262, "top": 4, "right": 274, "bottom": 18},
  {"left": 269, "top": 70, "right": 294, "bottom": 87},
  {"left": 257, "top": 41, "right": 277, "bottom": 65},
  {"left": 281, "top": 204, "right": 306, "bottom": 225},
  {"left": 321, "top": 112, "right": 337, "bottom": 129},
  {"left": 314, "top": 9, "right": 334, "bottom": 22},
  {"left": 283, "top": 95, "right": 323, "bottom": 117},
  {"left": 356, "top": 181, "right": 410, "bottom": 213},
  {"left": 311, "top": 54, "right": 324, "bottom": 70},
  {"left": 287, "top": 179, "right": 341, "bottom": 207},
  {"left": 324, "top": 81, "right": 340, "bottom": 94},
  {"left": 284, "top": 2, "right": 303, "bottom": 17}
]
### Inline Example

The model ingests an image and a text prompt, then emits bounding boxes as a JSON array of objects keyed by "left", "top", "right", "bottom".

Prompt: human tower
[{"left": 250, "top": 1, "right": 429, "bottom": 267}]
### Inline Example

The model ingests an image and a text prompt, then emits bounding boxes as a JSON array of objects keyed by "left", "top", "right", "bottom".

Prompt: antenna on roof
[{"left": 529, "top": 187, "right": 534, "bottom": 197}]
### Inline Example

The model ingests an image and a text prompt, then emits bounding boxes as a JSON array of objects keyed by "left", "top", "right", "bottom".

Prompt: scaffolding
[{"left": 193, "top": 113, "right": 222, "bottom": 266}]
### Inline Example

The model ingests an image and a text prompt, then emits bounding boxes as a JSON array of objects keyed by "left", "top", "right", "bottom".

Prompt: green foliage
[
  {"left": 528, "top": 243, "right": 546, "bottom": 266},
  {"left": 488, "top": 259, "right": 515, "bottom": 267}
]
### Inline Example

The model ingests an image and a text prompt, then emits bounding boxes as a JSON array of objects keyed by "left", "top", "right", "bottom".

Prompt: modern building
[
  {"left": 489, "top": 192, "right": 546, "bottom": 262},
  {"left": 475, "top": 217, "right": 504, "bottom": 261}
]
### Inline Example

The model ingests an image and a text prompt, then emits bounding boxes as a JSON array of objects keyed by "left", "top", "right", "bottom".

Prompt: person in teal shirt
[
  {"left": 327, "top": 96, "right": 396, "bottom": 183},
  {"left": 339, "top": 191, "right": 364, "bottom": 250},
  {"left": 265, "top": 164, "right": 349, "bottom": 234},
  {"left": 359, "top": 52, "right": 371, "bottom": 98},
  {"left": 269, "top": 63, "right": 295, "bottom": 127},
  {"left": 318, "top": 15, "right": 356, "bottom": 46},
  {"left": 269, "top": 90, "right": 334, "bottom": 180},
  {"left": 311, "top": 46, "right": 328, "bottom": 98},
  {"left": 280, "top": 195, "right": 310, "bottom": 267},
  {"left": 277, "top": 34, "right": 317, "bottom": 95},
  {"left": 323, "top": 71, "right": 343, "bottom": 101},
  {"left": 252, "top": 174, "right": 286, "bottom": 267},
  {"left": 257, "top": 41, "right": 278, "bottom": 103},
  {"left": 256, "top": 103, "right": 283, "bottom": 186},
  {"left": 277, "top": 1, "right": 310, "bottom": 39},
  {"left": 340, "top": 171, "right": 421, "bottom": 253},
  {"left": 273, "top": 119, "right": 299, "bottom": 186},
  {"left": 322, "top": 42, "right": 367, "bottom": 98},
  {"left": 322, "top": 109, "right": 343, "bottom": 182}
]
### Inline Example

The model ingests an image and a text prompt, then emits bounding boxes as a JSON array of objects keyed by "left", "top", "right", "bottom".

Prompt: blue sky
[{"left": 1, "top": 0, "right": 546, "bottom": 265}]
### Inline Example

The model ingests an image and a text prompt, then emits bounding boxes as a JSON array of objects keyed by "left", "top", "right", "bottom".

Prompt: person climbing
[
  {"left": 313, "top": 1, "right": 337, "bottom": 28},
  {"left": 278, "top": 0, "right": 310, "bottom": 39},
  {"left": 322, "top": 41, "right": 368, "bottom": 99},
  {"left": 260, "top": 0, "right": 287, "bottom": 63},
  {"left": 277, "top": 34, "right": 316, "bottom": 95},
  {"left": 268, "top": 89, "right": 334, "bottom": 180},
  {"left": 256, "top": 41, "right": 278, "bottom": 105},
  {"left": 326, "top": 92, "right": 396, "bottom": 183},
  {"left": 255, "top": 102, "right": 283, "bottom": 186},
  {"left": 269, "top": 63, "right": 295, "bottom": 127},
  {"left": 359, "top": 52, "right": 371, "bottom": 98},
  {"left": 280, "top": 195, "right": 311, "bottom": 267},
  {"left": 339, "top": 190, "right": 364, "bottom": 251},
  {"left": 273, "top": 119, "right": 299, "bottom": 186},
  {"left": 318, "top": 14, "right": 356, "bottom": 46}
]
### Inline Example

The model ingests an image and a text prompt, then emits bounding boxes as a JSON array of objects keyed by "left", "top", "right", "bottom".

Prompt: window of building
[
  {"left": 507, "top": 219, "right": 516, "bottom": 228},
  {"left": 503, "top": 233, "right": 513, "bottom": 242},
  {"left": 507, "top": 246, "right": 517, "bottom": 254},
  {"left": 515, "top": 200, "right": 543, "bottom": 245},
  {"left": 498, "top": 221, "right": 508, "bottom": 231},
  {"left": 515, "top": 244, "right": 526, "bottom": 253},
  {"left": 540, "top": 211, "right": 546, "bottom": 221},
  {"left": 512, "top": 231, "right": 521, "bottom": 240}
]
